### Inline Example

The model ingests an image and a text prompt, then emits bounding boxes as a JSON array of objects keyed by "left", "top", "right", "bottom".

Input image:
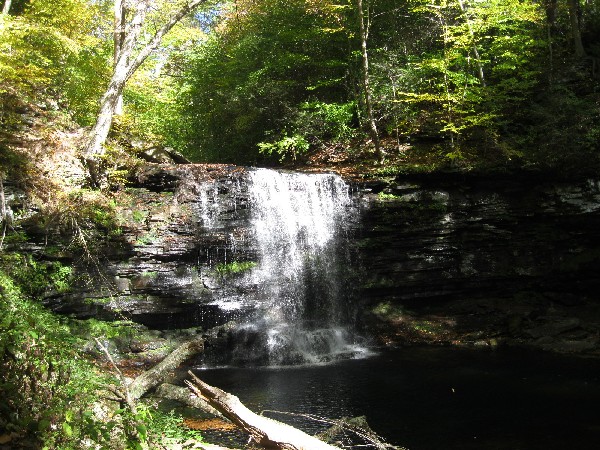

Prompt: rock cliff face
[
  {"left": 25, "top": 165, "right": 600, "bottom": 356},
  {"left": 45, "top": 164, "right": 255, "bottom": 330},
  {"left": 356, "top": 175, "right": 600, "bottom": 354}
]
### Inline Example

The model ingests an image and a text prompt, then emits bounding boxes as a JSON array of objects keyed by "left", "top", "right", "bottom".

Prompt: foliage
[
  {"left": 0, "top": 252, "right": 203, "bottom": 448},
  {"left": 170, "top": 0, "right": 598, "bottom": 171},
  {"left": 122, "top": 18, "right": 206, "bottom": 148},
  {"left": 24, "top": 188, "right": 123, "bottom": 242},
  {"left": 0, "top": 262, "right": 112, "bottom": 448},
  {"left": 258, "top": 134, "right": 310, "bottom": 162},
  {"left": 515, "top": 85, "right": 600, "bottom": 171},
  {"left": 377, "top": 191, "right": 400, "bottom": 201},
  {"left": 177, "top": 0, "right": 352, "bottom": 163},
  {"left": 257, "top": 100, "right": 356, "bottom": 161},
  {"left": 1, "top": 253, "right": 74, "bottom": 297},
  {"left": 370, "top": 0, "right": 545, "bottom": 143},
  {"left": 1, "top": 0, "right": 598, "bottom": 172},
  {"left": 0, "top": 0, "right": 111, "bottom": 125},
  {"left": 301, "top": 101, "right": 357, "bottom": 140},
  {"left": 214, "top": 260, "right": 257, "bottom": 278},
  {"left": 122, "top": 405, "right": 204, "bottom": 449},
  {"left": 71, "top": 318, "right": 139, "bottom": 341}
]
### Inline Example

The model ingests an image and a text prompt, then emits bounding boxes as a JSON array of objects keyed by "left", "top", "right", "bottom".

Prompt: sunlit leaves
[
  {"left": 177, "top": 0, "right": 353, "bottom": 162},
  {"left": 368, "top": 0, "right": 546, "bottom": 141},
  {"left": 0, "top": 0, "right": 111, "bottom": 123}
]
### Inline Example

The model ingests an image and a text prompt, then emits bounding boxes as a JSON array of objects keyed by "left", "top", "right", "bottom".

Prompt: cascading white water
[
  {"left": 242, "top": 168, "right": 369, "bottom": 365},
  {"left": 249, "top": 169, "right": 350, "bottom": 317}
]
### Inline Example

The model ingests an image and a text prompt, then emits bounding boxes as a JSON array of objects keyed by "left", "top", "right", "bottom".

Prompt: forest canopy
[
  {"left": 174, "top": 0, "right": 600, "bottom": 169},
  {"left": 1, "top": 0, "right": 599, "bottom": 171}
]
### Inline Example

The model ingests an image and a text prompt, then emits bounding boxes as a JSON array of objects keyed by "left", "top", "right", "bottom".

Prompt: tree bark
[
  {"left": 113, "top": 0, "right": 127, "bottom": 115},
  {"left": 0, "top": 174, "right": 8, "bottom": 249},
  {"left": 356, "top": 0, "right": 382, "bottom": 162},
  {"left": 567, "top": 0, "right": 586, "bottom": 58},
  {"left": 84, "top": 0, "right": 150, "bottom": 185},
  {"left": 456, "top": 0, "right": 486, "bottom": 87},
  {"left": 155, "top": 383, "right": 223, "bottom": 417},
  {"left": 84, "top": 0, "right": 207, "bottom": 184},
  {"left": 128, "top": 338, "right": 205, "bottom": 400},
  {"left": 126, "top": 321, "right": 236, "bottom": 401},
  {"left": 2, "top": 0, "right": 12, "bottom": 15},
  {"left": 546, "top": 0, "right": 558, "bottom": 83},
  {"left": 186, "top": 372, "right": 341, "bottom": 450}
]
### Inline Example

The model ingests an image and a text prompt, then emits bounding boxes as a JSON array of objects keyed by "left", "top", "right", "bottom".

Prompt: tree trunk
[
  {"left": 83, "top": 0, "right": 207, "bottom": 184},
  {"left": 546, "top": 0, "right": 558, "bottom": 83},
  {"left": 114, "top": 0, "right": 127, "bottom": 115},
  {"left": 456, "top": 0, "right": 486, "bottom": 87},
  {"left": 186, "top": 372, "right": 341, "bottom": 450},
  {"left": 0, "top": 174, "right": 8, "bottom": 249},
  {"left": 356, "top": 0, "right": 382, "bottom": 161},
  {"left": 2, "top": 0, "right": 12, "bottom": 15},
  {"left": 567, "top": 0, "right": 586, "bottom": 58},
  {"left": 84, "top": 0, "right": 149, "bottom": 185},
  {"left": 155, "top": 383, "right": 223, "bottom": 417},
  {"left": 124, "top": 321, "right": 236, "bottom": 402}
]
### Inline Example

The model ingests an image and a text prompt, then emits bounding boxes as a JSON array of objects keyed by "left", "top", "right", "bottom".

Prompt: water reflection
[{"left": 196, "top": 347, "right": 600, "bottom": 449}]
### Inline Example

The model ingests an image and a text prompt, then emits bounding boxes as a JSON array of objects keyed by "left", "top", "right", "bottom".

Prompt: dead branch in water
[{"left": 262, "top": 411, "right": 403, "bottom": 449}]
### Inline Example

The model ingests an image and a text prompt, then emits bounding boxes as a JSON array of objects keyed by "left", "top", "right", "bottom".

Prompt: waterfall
[
  {"left": 230, "top": 168, "right": 368, "bottom": 365},
  {"left": 249, "top": 169, "right": 350, "bottom": 321}
]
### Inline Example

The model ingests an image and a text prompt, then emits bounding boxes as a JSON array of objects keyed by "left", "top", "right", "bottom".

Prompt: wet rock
[
  {"left": 114, "top": 276, "right": 131, "bottom": 293},
  {"left": 534, "top": 336, "right": 556, "bottom": 346},
  {"left": 524, "top": 318, "right": 581, "bottom": 339},
  {"left": 544, "top": 292, "right": 584, "bottom": 307},
  {"left": 129, "top": 338, "right": 169, "bottom": 353},
  {"left": 541, "top": 339, "right": 597, "bottom": 354}
]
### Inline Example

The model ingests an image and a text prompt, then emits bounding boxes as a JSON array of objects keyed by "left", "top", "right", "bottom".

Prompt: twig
[
  {"left": 0, "top": 173, "right": 7, "bottom": 250},
  {"left": 94, "top": 337, "right": 137, "bottom": 413}
]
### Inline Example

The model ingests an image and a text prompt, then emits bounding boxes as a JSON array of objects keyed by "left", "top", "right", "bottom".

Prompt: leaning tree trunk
[
  {"left": 84, "top": 0, "right": 149, "bottom": 184},
  {"left": 128, "top": 338, "right": 204, "bottom": 400},
  {"left": 86, "top": 73, "right": 128, "bottom": 159},
  {"left": 83, "top": 0, "right": 207, "bottom": 185},
  {"left": 2, "top": 0, "right": 12, "bottom": 14},
  {"left": 84, "top": 58, "right": 133, "bottom": 186},
  {"left": 186, "top": 372, "right": 341, "bottom": 450}
]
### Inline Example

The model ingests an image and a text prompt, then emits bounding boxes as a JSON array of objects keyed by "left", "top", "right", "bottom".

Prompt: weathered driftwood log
[
  {"left": 128, "top": 338, "right": 204, "bottom": 400},
  {"left": 185, "top": 371, "right": 341, "bottom": 450}
]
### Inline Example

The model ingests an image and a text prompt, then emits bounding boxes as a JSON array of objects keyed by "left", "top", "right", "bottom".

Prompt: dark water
[{"left": 194, "top": 346, "right": 600, "bottom": 450}]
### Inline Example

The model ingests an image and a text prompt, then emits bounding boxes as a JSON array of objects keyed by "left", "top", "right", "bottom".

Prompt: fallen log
[
  {"left": 155, "top": 383, "right": 222, "bottom": 417},
  {"left": 186, "top": 371, "right": 341, "bottom": 450},
  {"left": 128, "top": 338, "right": 204, "bottom": 400},
  {"left": 128, "top": 321, "right": 238, "bottom": 400}
]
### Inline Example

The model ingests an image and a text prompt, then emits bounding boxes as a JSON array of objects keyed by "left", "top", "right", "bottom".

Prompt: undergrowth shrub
[
  {"left": 0, "top": 267, "right": 111, "bottom": 448},
  {"left": 0, "top": 254, "right": 205, "bottom": 449}
]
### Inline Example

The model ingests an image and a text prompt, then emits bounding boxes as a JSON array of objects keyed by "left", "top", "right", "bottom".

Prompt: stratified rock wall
[
  {"left": 21, "top": 165, "right": 600, "bottom": 354},
  {"left": 358, "top": 176, "right": 600, "bottom": 303},
  {"left": 45, "top": 164, "right": 257, "bottom": 329},
  {"left": 356, "top": 175, "right": 600, "bottom": 352}
]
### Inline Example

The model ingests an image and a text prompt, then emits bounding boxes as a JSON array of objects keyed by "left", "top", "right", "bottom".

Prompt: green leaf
[{"left": 62, "top": 422, "right": 73, "bottom": 437}]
